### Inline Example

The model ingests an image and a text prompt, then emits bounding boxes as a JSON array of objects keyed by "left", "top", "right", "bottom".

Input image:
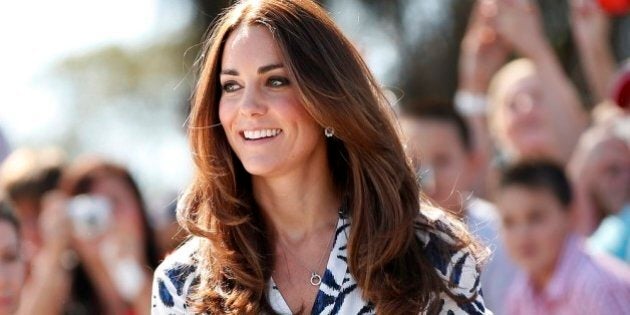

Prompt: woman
[
  {"left": 152, "top": 0, "right": 489, "bottom": 314},
  {"left": 0, "top": 200, "right": 25, "bottom": 315},
  {"left": 19, "top": 157, "right": 160, "bottom": 315}
]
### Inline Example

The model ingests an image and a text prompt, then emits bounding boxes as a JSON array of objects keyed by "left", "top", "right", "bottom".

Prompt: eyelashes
[
  {"left": 221, "top": 81, "right": 240, "bottom": 93},
  {"left": 267, "top": 76, "right": 290, "bottom": 87},
  {"left": 220, "top": 76, "right": 291, "bottom": 93}
]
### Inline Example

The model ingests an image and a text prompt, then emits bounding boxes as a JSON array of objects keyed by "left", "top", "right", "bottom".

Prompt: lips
[{"left": 242, "top": 128, "right": 282, "bottom": 140}]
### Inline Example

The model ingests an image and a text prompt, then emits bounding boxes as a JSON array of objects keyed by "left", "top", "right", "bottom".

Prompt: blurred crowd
[
  {"left": 399, "top": 0, "right": 630, "bottom": 314},
  {"left": 0, "top": 0, "right": 629, "bottom": 314}
]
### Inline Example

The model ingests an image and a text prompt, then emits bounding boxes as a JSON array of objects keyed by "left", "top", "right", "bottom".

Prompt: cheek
[
  {"left": 533, "top": 214, "right": 567, "bottom": 245},
  {"left": 1, "top": 260, "right": 25, "bottom": 289},
  {"left": 218, "top": 101, "right": 235, "bottom": 130}
]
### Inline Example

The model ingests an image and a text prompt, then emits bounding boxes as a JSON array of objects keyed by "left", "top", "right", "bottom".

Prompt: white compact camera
[{"left": 68, "top": 194, "right": 112, "bottom": 239}]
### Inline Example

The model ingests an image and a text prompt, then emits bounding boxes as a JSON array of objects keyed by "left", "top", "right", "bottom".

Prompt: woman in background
[{"left": 19, "top": 157, "right": 159, "bottom": 315}]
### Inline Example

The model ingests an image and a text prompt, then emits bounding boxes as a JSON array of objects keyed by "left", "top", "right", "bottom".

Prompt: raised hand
[
  {"left": 570, "top": 0, "right": 616, "bottom": 104},
  {"left": 491, "top": 0, "right": 551, "bottom": 60},
  {"left": 459, "top": 0, "right": 510, "bottom": 93}
]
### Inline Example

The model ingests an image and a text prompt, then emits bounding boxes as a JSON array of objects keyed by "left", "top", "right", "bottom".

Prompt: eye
[
  {"left": 221, "top": 81, "right": 241, "bottom": 93},
  {"left": 268, "top": 76, "right": 290, "bottom": 88}
]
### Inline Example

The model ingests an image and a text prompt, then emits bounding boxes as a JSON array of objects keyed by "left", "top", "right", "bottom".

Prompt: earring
[{"left": 324, "top": 127, "right": 334, "bottom": 138}]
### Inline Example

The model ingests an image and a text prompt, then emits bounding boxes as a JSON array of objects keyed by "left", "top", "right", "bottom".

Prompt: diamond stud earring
[{"left": 324, "top": 127, "right": 334, "bottom": 138}]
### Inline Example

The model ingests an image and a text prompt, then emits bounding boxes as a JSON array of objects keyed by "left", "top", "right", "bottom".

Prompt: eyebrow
[{"left": 220, "top": 63, "right": 284, "bottom": 76}]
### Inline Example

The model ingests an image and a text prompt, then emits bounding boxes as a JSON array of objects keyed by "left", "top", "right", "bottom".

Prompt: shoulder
[
  {"left": 151, "top": 237, "right": 201, "bottom": 314},
  {"left": 415, "top": 207, "right": 491, "bottom": 314},
  {"left": 577, "top": 256, "right": 630, "bottom": 314}
]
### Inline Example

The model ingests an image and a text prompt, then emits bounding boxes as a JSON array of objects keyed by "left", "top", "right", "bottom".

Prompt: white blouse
[{"left": 152, "top": 211, "right": 492, "bottom": 314}]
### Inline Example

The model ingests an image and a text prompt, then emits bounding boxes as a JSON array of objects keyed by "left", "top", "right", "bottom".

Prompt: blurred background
[{"left": 0, "top": 0, "right": 628, "bottom": 216}]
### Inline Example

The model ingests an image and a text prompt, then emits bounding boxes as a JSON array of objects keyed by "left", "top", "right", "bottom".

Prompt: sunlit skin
[
  {"left": 400, "top": 118, "right": 475, "bottom": 213},
  {"left": 496, "top": 186, "right": 570, "bottom": 291},
  {"left": 0, "top": 221, "right": 25, "bottom": 315}
]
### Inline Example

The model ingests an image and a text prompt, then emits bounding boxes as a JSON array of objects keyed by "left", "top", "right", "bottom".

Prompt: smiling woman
[{"left": 151, "top": 0, "right": 490, "bottom": 314}]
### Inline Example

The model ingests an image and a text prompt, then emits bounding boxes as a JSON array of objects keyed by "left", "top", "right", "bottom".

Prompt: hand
[
  {"left": 39, "top": 191, "right": 73, "bottom": 256},
  {"left": 459, "top": 0, "right": 510, "bottom": 93},
  {"left": 71, "top": 195, "right": 149, "bottom": 305},
  {"left": 570, "top": 0, "right": 610, "bottom": 49},
  {"left": 491, "top": 0, "right": 550, "bottom": 60}
]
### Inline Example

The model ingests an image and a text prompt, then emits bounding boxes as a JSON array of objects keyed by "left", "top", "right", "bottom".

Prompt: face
[
  {"left": 0, "top": 221, "right": 25, "bottom": 315},
  {"left": 495, "top": 74, "right": 555, "bottom": 159},
  {"left": 219, "top": 25, "right": 327, "bottom": 179},
  {"left": 401, "top": 118, "right": 474, "bottom": 210},
  {"left": 497, "top": 186, "right": 569, "bottom": 278},
  {"left": 589, "top": 137, "right": 630, "bottom": 215}
]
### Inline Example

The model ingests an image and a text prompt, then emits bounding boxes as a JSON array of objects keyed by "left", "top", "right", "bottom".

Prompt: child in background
[{"left": 496, "top": 160, "right": 630, "bottom": 314}]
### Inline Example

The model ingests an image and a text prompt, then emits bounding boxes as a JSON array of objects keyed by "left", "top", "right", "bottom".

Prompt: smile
[{"left": 243, "top": 128, "right": 282, "bottom": 140}]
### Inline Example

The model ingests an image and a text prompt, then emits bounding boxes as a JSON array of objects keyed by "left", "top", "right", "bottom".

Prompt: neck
[
  {"left": 253, "top": 165, "right": 340, "bottom": 244},
  {"left": 530, "top": 234, "right": 569, "bottom": 293},
  {"left": 531, "top": 267, "right": 554, "bottom": 293}
]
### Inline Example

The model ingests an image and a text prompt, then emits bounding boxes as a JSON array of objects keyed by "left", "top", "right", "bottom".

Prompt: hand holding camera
[{"left": 67, "top": 194, "right": 112, "bottom": 240}]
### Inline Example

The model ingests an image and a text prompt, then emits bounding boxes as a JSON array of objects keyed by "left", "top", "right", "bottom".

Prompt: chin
[{"left": 241, "top": 162, "right": 279, "bottom": 177}]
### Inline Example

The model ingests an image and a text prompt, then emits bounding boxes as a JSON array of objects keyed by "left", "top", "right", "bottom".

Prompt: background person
[{"left": 495, "top": 160, "right": 630, "bottom": 314}]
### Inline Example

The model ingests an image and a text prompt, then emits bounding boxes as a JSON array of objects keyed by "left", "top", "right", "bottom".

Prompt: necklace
[{"left": 277, "top": 220, "right": 337, "bottom": 286}]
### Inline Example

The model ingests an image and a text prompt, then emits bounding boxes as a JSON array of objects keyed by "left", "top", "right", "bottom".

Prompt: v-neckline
[{"left": 268, "top": 216, "right": 349, "bottom": 314}]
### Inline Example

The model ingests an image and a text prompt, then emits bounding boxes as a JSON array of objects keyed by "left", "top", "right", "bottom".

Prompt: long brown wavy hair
[{"left": 180, "top": 0, "right": 484, "bottom": 313}]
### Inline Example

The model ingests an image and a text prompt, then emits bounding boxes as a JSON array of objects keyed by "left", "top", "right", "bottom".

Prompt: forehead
[
  {"left": 222, "top": 25, "right": 283, "bottom": 67},
  {"left": 401, "top": 118, "right": 466, "bottom": 149},
  {"left": 497, "top": 185, "right": 564, "bottom": 213}
]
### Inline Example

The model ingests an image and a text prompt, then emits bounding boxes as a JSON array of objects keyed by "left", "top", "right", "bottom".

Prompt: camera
[{"left": 68, "top": 194, "right": 112, "bottom": 239}]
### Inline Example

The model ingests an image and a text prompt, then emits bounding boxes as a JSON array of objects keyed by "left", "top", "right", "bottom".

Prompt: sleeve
[
  {"left": 417, "top": 210, "right": 493, "bottom": 315},
  {"left": 151, "top": 239, "right": 200, "bottom": 315},
  {"left": 435, "top": 248, "right": 493, "bottom": 315}
]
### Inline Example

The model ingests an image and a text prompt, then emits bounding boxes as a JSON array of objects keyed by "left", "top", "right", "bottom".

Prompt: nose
[
  {"left": 239, "top": 86, "right": 267, "bottom": 117},
  {"left": 512, "top": 92, "right": 536, "bottom": 116}
]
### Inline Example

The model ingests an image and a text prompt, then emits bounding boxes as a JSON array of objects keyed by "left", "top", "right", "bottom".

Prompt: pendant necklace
[{"left": 278, "top": 221, "right": 337, "bottom": 286}]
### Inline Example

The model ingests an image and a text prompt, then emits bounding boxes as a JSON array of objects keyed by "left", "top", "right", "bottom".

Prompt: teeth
[{"left": 244, "top": 129, "right": 282, "bottom": 140}]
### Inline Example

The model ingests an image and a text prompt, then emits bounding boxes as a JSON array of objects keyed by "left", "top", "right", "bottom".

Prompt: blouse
[{"left": 152, "top": 210, "right": 491, "bottom": 314}]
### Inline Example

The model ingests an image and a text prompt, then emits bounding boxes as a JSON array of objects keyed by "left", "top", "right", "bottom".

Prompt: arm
[
  {"left": 493, "top": 0, "right": 589, "bottom": 161},
  {"left": 456, "top": 0, "right": 509, "bottom": 195},
  {"left": 570, "top": 0, "right": 617, "bottom": 105}
]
